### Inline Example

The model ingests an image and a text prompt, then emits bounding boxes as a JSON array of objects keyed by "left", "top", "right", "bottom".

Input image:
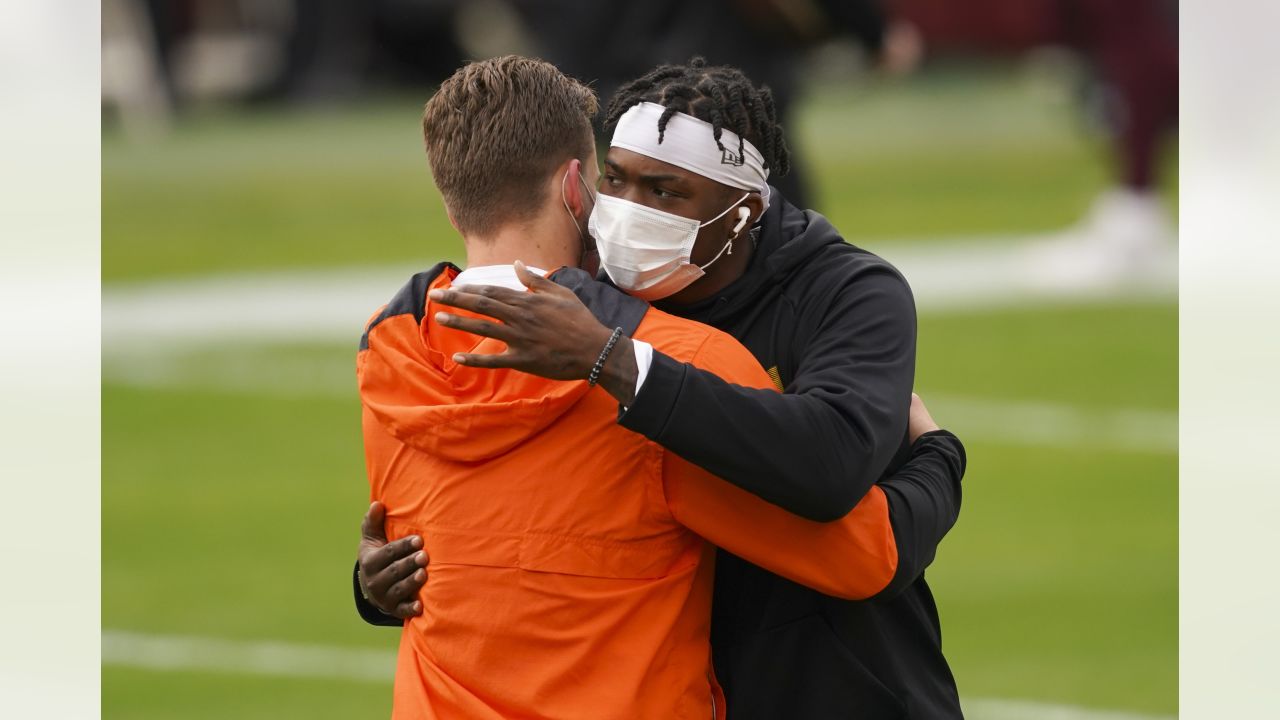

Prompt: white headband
[{"left": 611, "top": 101, "right": 771, "bottom": 211}]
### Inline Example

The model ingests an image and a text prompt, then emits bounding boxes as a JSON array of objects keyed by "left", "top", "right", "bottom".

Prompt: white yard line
[
  {"left": 102, "top": 629, "right": 396, "bottom": 684},
  {"left": 101, "top": 630, "right": 1174, "bottom": 720},
  {"left": 885, "top": 238, "right": 1176, "bottom": 315},
  {"left": 100, "top": 238, "right": 1178, "bottom": 454},
  {"left": 925, "top": 394, "right": 1177, "bottom": 455},
  {"left": 962, "top": 698, "right": 1175, "bottom": 720},
  {"left": 102, "top": 265, "right": 423, "bottom": 348},
  {"left": 101, "top": 238, "right": 1176, "bottom": 350}
]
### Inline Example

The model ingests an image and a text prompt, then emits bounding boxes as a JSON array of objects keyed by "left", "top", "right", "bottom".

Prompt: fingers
[
  {"left": 451, "top": 350, "right": 523, "bottom": 369},
  {"left": 360, "top": 501, "right": 386, "bottom": 543},
  {"left": 907, "top": 392, "right": 941, "bottom": 442},
  {"left": 429, "top": 285, "right": 525, "bottom": 320},
  {"left": 369, "top": 550, "right": 429, "bottom": 599},
  {"left": 360, "top": 533, "right": 422, "bottom": 576},
  {"left": 514, "top": 260, "right": 559, "bottom": 293},
  {"left": 434, "top": 312, "right": 514, "bottom": 342},
  {"left": 383, "top": 566, "right": 428, "bottom": 612},
  {"left": 392, "top": 599, "right": 424, "bottom": 619},
  {"left": 911, "top": 393, "right": 932, "bottom": 416}
]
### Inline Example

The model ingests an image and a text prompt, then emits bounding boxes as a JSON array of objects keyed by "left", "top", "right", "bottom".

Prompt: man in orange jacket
[{"left": 358, "top": 55, "right": 962, "bottom": 719}]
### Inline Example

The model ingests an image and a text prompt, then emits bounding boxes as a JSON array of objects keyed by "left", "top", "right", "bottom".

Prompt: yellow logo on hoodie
[{"left": 766, "top": 366, "right": 784, "bottom": 392}]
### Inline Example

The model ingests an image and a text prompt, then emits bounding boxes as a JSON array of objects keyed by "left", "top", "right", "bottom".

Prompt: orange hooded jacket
[{"left": 359, "top": 265, "right": 899, "bottom": 720}]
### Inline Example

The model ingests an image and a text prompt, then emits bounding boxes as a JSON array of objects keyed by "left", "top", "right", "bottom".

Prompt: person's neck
[{"left": 463, "top": 212, "right": 577, "bottom": 271}]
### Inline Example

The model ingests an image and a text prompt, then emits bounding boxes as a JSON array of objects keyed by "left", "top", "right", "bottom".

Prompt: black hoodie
[{"left": 613, "top": 194, "right": 966, "bottom": 719}]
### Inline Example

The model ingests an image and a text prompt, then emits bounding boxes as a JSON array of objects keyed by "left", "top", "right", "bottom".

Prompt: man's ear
[
  {"left": 564, "top": 158, "right": 586, "bottom": 217},
  {"left": 738, "top": 194, "right": 766, "bottom": 236}
]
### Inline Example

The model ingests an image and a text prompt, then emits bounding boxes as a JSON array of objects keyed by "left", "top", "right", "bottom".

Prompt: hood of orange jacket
[{"left": 358, "top": 263, "right": 591, "bottom": 464}]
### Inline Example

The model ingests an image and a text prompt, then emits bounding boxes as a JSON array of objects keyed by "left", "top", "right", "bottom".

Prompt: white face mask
[{"left": 588, "top": 192, "right": 749, "bottom": 301}]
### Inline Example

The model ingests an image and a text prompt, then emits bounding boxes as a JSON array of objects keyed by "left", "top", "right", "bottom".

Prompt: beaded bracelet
[{"left": 588, "top": 327, "right": 625, "bottom": 387}]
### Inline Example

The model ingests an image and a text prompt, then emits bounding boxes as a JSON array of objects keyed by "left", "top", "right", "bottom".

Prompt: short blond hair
[{"left": 422, "top": 55, "right": 597, "bottom": 237}]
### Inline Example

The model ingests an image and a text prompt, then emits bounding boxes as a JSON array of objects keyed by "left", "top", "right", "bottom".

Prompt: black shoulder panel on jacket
[
  {"left": 550, "top": 267, "right": 649, "bottom": 336},
  {"left": 359, "top": 262, "right": 456, "bottom": 351}
]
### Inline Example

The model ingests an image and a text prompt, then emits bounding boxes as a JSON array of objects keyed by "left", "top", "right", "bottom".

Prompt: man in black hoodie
[{"left": 357, "top": 58, "right": 965, "bottom": 718}]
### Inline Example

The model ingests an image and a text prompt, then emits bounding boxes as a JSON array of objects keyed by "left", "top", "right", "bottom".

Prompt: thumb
[
  {"left": 361, "top": 501, "right": 388, "bottom": 543},
  {"left": 514, "top": 260, "right": 555, "bottom": 292}
]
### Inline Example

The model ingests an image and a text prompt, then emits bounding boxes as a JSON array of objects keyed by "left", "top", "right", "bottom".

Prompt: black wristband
[{"left": 588, "top": 327, "right": 624, "bottom": 387}]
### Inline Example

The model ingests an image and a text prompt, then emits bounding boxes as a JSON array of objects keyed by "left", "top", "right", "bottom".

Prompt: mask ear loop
[
  {"left": 560, "top": 169, "right": 599, "bottom": 242},
  {"left": 562, "top": 167, "right": 600, "bottom": 267},
  {"left": 698, "top": 193, "right": 752, "bottom": 271}
]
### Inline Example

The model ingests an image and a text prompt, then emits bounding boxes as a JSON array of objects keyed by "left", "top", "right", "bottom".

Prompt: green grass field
[{"left": 103, "top": 67, "right": 1177, "bottom": 718}]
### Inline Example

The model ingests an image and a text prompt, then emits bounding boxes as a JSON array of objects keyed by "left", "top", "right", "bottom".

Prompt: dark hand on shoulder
[{"left": 429, "top": 261, "right": 639, "bottom": 406}]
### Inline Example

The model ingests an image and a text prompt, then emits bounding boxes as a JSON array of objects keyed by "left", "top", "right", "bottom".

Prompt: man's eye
[
  {"left": 653, "top": 187, "right": 676, "bottom": 198},
  {"left": 604, "top": 175, "right": 622, "bottom": 186}
]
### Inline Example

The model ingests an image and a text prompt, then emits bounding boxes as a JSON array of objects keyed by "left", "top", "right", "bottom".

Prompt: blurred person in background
[
  {"left": 106, "top": 0, "right": 466, "bottom": 125},
  {"left": 892, "top": 0, "right": 1178, "bottom": 280},
  {"left": 107, "top": 0, "right": 922, "bottom": 209},
  {"left": 360, "top": 57, "right": 967, "bottom": 718}
]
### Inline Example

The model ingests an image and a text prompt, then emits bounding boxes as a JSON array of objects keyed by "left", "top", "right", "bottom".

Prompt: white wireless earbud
[{"left": 732, "top": 206, "right": 751, "bottom": 235}]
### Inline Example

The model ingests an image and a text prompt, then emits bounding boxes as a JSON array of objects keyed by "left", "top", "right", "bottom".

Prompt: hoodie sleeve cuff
[
  {"left": 617, "top": 350, "right": 684, "bottom": 439},
  {"left": 631, "top": 339, "right": 654, "bottom": 398},
  {"left": 912, "top": 429, "right": 967, "bottom": 476}
]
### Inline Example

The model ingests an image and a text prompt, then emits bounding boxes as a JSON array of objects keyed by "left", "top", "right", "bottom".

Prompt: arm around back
[
  {"left": 872, "top": 429, "right": 966, "bottom": 599},
  {"left": 622, "top": 268, "right": 917, "bottom": 521},
  {"left": 659, "top": 328, "right": 896, "bottom": 600}
]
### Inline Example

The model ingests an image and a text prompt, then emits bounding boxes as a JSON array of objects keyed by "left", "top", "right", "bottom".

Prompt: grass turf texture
[
  {"left": 102, "top": 304, "right": 1176, "bottom": 717},
  {"left": 103, "top": 667, "right": 393, "bottom": 720},
  {"left": 103, "top": 66, "right": 1177, "bottom": 717}
]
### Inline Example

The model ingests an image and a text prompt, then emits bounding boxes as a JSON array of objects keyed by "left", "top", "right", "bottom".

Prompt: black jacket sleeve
[
  {"left": 619, "top": 269, "right": 916, "bottom": 522},
  {"left": 875, "top": 429, "right": 966, "bottom": 599},
  {"left": 353, "top": 561, "right": 404, "bottom": 627}
]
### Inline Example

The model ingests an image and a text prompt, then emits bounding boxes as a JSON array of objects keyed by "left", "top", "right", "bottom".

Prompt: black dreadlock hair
[{"left": 602, "top": 57, "right": 791, "bottom": 179}]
